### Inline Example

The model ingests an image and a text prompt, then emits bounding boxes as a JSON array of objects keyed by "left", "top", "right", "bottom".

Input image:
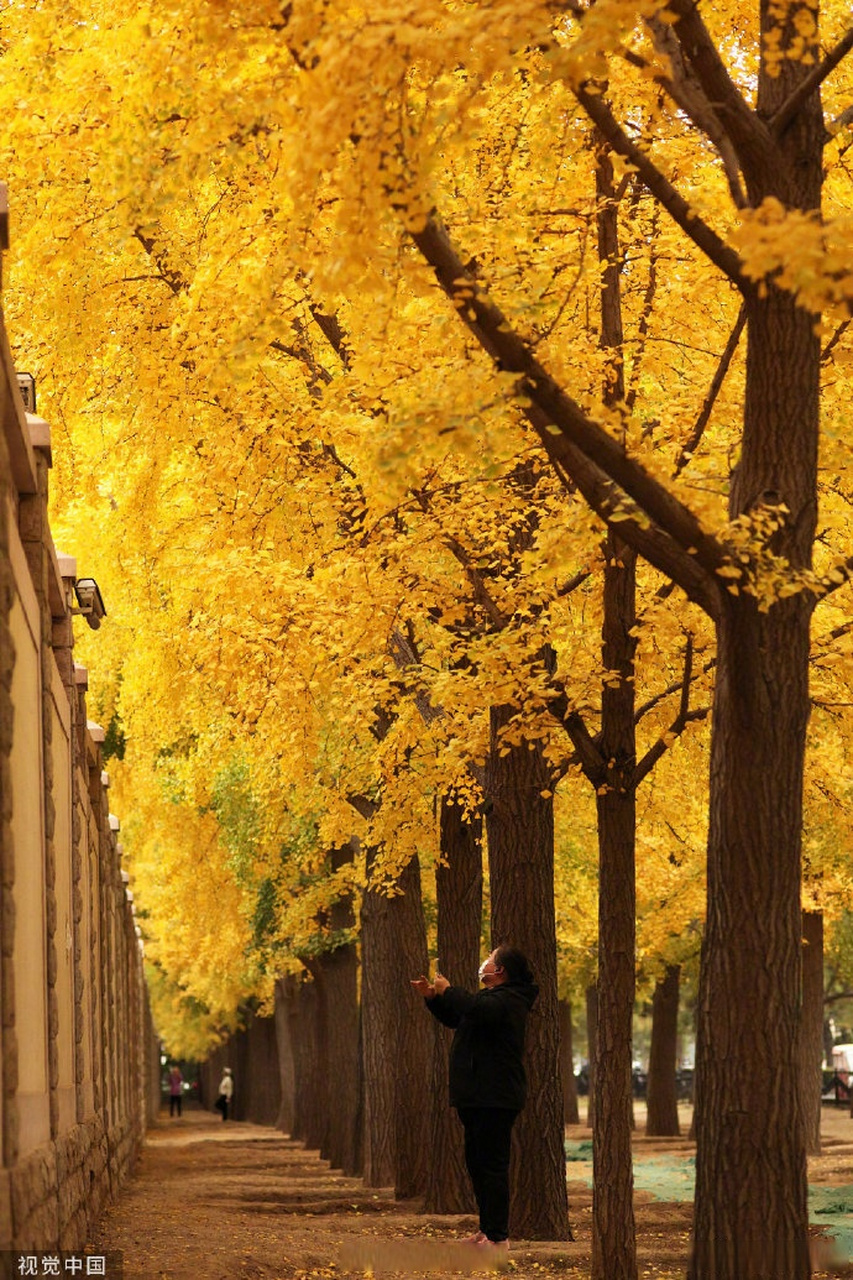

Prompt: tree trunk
[
  {"left": 690, "top": 19, "right": 822, "bottom": 1256},
  {"left": 319, "top": 845, "right": 362, "bottom": 1175},
  {"left": 692, "top": 593, "right": 812, "bottom": 1278},
  {"left": 240, "top": 1012, "right": 282, "bottom": 1125},
  {"left": 589, "top": 142, "right": 638, "bottom": 1280},
  {"left": 591, "top": 532, "right": 638, "bottom": 1280},
  {"left": 360, "top": 848, "right": 398, "bottom": 1186},
  {"left": 288, "top": 972, "right": 322, "bottom": 1146},
  {"left": 361, "top": 845, "right": 432, "bottom": 1194},
  {"left": 560, "top": 1001, "right": 580, "bottom": 1126},
  {"left": 799, "top": 911, "right": 823, "bottom": 1157},
  {"left": 393, "top": 852, "right": 432, "bottom": 1200},
  {"left": 586, "top": 984, "right": 598, "bottom": 1131},
  {"left": 274, "top": 974, "right": 296, "bottom": 1134},
  {"left": 423, "top": 797, "right": 481, "bottom": 1214},
  {"left": 303, "top": 973, "right": 329, "bottom": 1151},
  {"left": 315, "top": 939, "right": 361, "bottom": 1172},
  {"left": 486, "top": 703, "right": 569, "bottom": 1241},
  {"left": 646, "top": 965, "right": 681, "bottom": 1137}
]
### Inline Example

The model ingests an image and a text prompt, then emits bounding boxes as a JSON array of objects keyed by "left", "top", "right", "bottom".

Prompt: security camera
[{"left": 72, "top": 578, "right": 107, "bottom": 631}]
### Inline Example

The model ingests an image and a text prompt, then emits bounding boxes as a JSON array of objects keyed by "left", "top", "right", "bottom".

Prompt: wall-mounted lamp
[{"left": 72, "top": 578, "right": 107, "bottom": 630}]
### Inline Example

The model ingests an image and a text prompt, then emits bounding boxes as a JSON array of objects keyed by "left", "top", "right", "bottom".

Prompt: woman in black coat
[{"left": 411, "top": 946, "right": 538, "bottom": 1259}]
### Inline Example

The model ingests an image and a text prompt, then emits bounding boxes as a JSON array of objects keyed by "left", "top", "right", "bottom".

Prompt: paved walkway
[{"left": 92, "top": 1103, "right": 853, "bottom": 1279}]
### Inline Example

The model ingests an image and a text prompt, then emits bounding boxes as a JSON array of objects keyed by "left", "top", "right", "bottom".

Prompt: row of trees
[{"left": 1, "top": 0, "right": 853, "bottom": 1275}]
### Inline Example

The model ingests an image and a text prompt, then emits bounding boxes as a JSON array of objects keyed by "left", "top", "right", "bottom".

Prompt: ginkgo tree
[
  {"left": 264, "top": 2, "right": 853, "bottom": 1278},
  {"left": 3, "top": 0, "right": 853, "bottom": 1275}
]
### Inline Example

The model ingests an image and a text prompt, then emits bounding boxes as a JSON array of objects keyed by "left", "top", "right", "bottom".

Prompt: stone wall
[{"left": 0, "top": 312, "right": 153, "bottom": 1251}]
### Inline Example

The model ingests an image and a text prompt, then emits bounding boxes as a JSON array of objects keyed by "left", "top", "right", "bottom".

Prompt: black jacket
[{"left": 425, "top": 980, "right": 539, "bottom": 1111}]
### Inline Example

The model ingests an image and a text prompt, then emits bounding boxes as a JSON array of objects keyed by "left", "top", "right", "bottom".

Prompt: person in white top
[{"left": 216, "top": 1067, "right": 234, "bottom": 1121}]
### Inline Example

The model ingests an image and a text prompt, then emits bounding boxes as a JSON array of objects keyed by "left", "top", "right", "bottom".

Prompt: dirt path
[{"left": 93, "top": 1104, "right": 853, "bottom": 1278}]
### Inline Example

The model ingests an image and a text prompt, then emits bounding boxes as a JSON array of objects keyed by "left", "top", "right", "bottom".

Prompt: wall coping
[{"left": 0, "top": 309, "right": 36, "bottom": 495}]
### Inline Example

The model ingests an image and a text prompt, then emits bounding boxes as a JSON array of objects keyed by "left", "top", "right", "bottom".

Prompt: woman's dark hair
[{"left": 495, "top": 945, "right": 535, "bottom": 985}]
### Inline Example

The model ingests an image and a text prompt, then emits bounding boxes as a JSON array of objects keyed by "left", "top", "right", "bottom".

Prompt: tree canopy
[{"left": 2, "top": 0, "right": 853, "bottom": 1271}]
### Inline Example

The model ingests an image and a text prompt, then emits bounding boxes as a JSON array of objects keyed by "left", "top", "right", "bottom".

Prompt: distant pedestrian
[
  {"left": 411, "top": 946, "right": 538, "bottom": 1262},
  {"left": 168, "top": 1064, "right": 183, "bottom": 1118},
  {"left": 216, "top": 1067, "right": 234, "bottom": 1121}
]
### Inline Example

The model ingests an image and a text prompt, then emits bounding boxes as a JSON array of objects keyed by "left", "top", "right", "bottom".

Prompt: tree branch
[
  {"left": 634, "top": 653, "right": 715, "bottom": 725},
  {"left": 828, "top": 103, "right": 853, "bottom": 139},
  {"left": 772, "top": 25, "right": 853, "bottom": 138},
  {"left": 407, "top": 209, "right": 726, "bottom": 617},
  {"left": 809, "top": 554, "right": 853, "bottom": 606},
  {"left": 633, "top": 636, "right": 710, "bottom": 785},
  {"left": 674, "top": 302, "right": 747, "bottom": 475},
  {"left": 308, "top": 301, "right": 354, "bottom": 371},
  {"left": 664, "top": 0, "right": 774, "bottom": 171},
  {"left": 625, "top": 202, "right": 661, "bottom": 414},
  {"left": 824, "top": 989, "right": 853, "bottom": 1006},
  {"left": 526, "top": 403, "right": 722, "bottom": 616},
  {"left": 442, "top": 535, "right": 510, "bottom": 630},
  {"left": 572, "top": 83, "right": 745, "bottom": 285},
  {"left": 822, "top": 318, "right": 851, "bottom": 364},
  {"left": 133, "top": 228, "right": 187, "bottom": 296},
  {"left": 547, "top": 689, "right": 605, "bottom": 783},
  {"left": 347, "top": 792, "right": 377, "bottom": 821},
  {"left": 557, "top": 567, "right": 593, "bottom": 597},
  {"left": 637, "top": 17, "right": 747, "bottom": 207}
]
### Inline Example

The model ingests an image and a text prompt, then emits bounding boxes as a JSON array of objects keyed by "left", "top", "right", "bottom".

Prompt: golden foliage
[{"left": 1, "top": 0, "right": 852, "bottom": 1052}]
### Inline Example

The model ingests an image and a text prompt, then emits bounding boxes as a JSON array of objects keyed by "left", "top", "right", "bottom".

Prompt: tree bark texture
[
  {"left": 799, "top": 911, "right": 823, "bottom": 1157},
  {"left": 312, "top": 940, "right": 361, "bottom": 1173},
  {"left": 288, "top": 974, "right": 323, "bottom": 1147},
  {"left": 423, "top": 798, "right": 482, "bottom": 1213},
  {"left": 586, "top": 984, "right": 598, "bottom": 1131},
  {"left": 274, "top": 975, "right": 296, "bottom": 1134},
  {"left": 302, "top": 975, "right": 330, "bottom": 1152},
  {"left": 393, "top": 852, "right": 433, "bottom": 1200},
  {"left": 646, "top": 965, "right": 681, "bottom": 1137},
  {"left": 360, "top": 849, "right": 398, "bottom": 1187},
  {"left": 361, "top": 846, "right": 432, "bottom": 1194},
  {"left": 240, "top": 1013, "right": 282, "bottom": 1126},
  {"left": 692, "top": 592, "right": 812, "bottom": 1279},
  {"left": 588, "top": 141, "right": 639, "bottom": 1280},
  {"left": 690, "top": 15, "right": 823, "bottom": 1259},
  {"left": 320, "top": 844, "right": 362, "bottom": 1175},
  {"left": 591, "top": 533, "right": 638, "bottom": 1280},
  {"left": 486, "top": 704, "right": 569, "bottom": 1241},
  {"left": 560, "top": 1001, "right": 580, "bottom": 1126}
]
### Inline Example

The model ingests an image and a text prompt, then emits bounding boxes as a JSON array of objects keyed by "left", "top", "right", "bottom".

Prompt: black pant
[
  {"left": 457, "top": 1106, "right": 518, "bottom": 1243},
  {"left": 169, "top": 1095, "right": 182, "bottom": 1117}
]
